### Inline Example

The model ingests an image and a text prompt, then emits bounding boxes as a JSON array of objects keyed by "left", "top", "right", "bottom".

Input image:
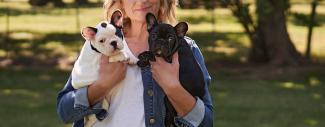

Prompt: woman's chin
[{"left": 130, "top": 15, "right": 147, "bottom": 23}]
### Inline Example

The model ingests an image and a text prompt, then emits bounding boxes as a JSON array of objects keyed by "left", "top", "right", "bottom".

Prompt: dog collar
[{"left": 89, "top": 42, "right": 101, "bottom": 53}]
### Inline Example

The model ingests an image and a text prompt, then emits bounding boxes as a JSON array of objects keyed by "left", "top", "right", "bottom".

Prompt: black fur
[{"left": 137, "top": 13, "right": 205, "bottom": 127}]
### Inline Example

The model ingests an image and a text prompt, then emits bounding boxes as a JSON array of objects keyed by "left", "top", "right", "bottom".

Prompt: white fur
[{"left": 71, "top": 21, "right": 138, "bottom": 127}]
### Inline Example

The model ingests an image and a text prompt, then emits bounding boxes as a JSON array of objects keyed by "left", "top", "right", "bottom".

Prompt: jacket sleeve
[
  {"left": 174, "top": 38, "right": 213, "bottom": 127},
  {"left": 56, "top": 76, "right": 108, "bottom": 123}
]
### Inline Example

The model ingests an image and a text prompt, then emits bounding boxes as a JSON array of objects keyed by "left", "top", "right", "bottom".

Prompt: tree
[
  {"left": 305, "top": 0, "right": 318, "bottom": 60},
  {"left": 225, "top": 0, "right": 303, "bottom": 66}
]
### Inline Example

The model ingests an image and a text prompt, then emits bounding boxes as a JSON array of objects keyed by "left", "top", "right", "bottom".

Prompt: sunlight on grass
[
  {"left": 41, "top": 41, "right": 67, "bottom": 54},
  {"left": 1, "top": 89, "right": 40, "bottom": 98},
  {"left": 0, "top": 50, "right": 6, "bottom": 57},
  {"left": 19, "top": 42, "right": 32, "bottom": 49},
  {"left": 288, "top": 24, "right": 325, "bottom": 58},
  {"left": 10, "top": 32, "right": 34, "bottom": 40},
  {"left": 305, "top": 118, "right": 319, "bottom": 126},
  {"left": 217, "top": 92, "right": 228, "bottom": 98},
  {"left": 312, "top": 93, "right": 322, "bottom": 100},
  {"left": 39, "top": 74, "right": 51, "bottom": 81},
  {"left": 309, "top": 77, "right": 321, "bottom": 87},
  {"left": 291, "top": 4, "right": 325, "bottom": 14},
  {"left": 280, "top": 82, "right": 306, "bottom": 90},
  {"left": 20, "top": 50, "right": 33, "bottom": 57},
  {"left": 206, "top": 46, "right": 238, "bottom": 56}
]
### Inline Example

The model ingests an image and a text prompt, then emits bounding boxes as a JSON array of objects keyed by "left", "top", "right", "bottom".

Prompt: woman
[{"left": 57, "top": 0, "right": 213, "bottom": 127}]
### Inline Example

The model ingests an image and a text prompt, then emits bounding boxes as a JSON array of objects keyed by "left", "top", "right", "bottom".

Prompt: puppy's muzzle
[{"left": 110, "top": 41, "right": 118, "bottom": 50}]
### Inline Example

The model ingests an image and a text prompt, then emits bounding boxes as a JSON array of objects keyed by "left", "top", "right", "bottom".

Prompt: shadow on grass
[
  {"left": 179, "top": 15, "right": 215, "bottom": 24},
  {"left": 289, "top": 12, "right": 325, "bottom": 26},
  {"left": 211, "top": 64, "right": 325, "bottom": 127},
  {"left": 0, "top": 31, "right": 83, "bottom": 66},
  {"left": 0, "top": 2, "right": 102, "bottom": 16},
  {"left": 0, "top": 30, "right": 251, "bottom": 67},
  {"left": 0, "top": 7, "right": 74, "bottom": 16},
  {"left": 0, "top": 67, "right": 70, "bottom": 127},
  {"left": 188, "top": 31, "right": 249, "bottom": 64},
  {"left": 1, "top": 30, "right": 325, "bottom": 68}
]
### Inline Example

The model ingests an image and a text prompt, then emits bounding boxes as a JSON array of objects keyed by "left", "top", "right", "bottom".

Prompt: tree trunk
[
  {"left": 242, "top": 0, "right": 302, "bottom": 66},
  {"left": 259, "top": 8, "right": 301, "bottom": 65},
  {"left": 305, "top": 0, "right": 317, "bottom": 60},
  {"left": 250, "top": 0, "right": 303, "bottom": 66},
  {"left": 225, "top": 0, "right": 303, "bottom": 66},
  {"left": 228, "top": 0, "right": 270, "bottom": 63}
]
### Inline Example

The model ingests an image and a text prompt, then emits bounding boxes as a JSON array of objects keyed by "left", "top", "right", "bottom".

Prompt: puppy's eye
[{"left": 99, "top": 39, "right": 105, "bottom": 43}]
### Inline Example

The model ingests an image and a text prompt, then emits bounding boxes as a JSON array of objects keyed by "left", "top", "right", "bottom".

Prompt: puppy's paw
[
  {"left": 128, "top": 57, "right": 139, "bottom": 65},
  {"left": 108, "top": 57, "right": 118, "bottom": 62},
  {"left": 109, "top": 52, "right": 128, "bottom": 62},
  {"left": 137, "top": 60, "right": 150, "bottom": 67}
]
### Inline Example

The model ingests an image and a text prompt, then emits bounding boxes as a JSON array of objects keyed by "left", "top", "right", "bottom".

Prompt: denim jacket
[{"left": 56, "top": 37, "right": 213, "bottom": 127}]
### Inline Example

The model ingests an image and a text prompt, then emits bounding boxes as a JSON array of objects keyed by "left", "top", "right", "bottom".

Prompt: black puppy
[{"left": 137, "top": 13, "right": 205, "bottom": 127}]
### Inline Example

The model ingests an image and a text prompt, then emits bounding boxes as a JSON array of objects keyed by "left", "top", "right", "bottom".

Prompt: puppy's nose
[{"left": 110, "top": 41, "right": 117, "bottom": 49}]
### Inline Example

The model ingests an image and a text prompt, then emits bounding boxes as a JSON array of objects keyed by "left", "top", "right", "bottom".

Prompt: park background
[{"left": 0, "top": 0, "right": 325, "bottom": 127}]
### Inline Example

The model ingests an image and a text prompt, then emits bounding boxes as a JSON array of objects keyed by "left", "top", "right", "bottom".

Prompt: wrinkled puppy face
[
  {"left": 81, "top": 10, "right": 124, "bottom": 56},
  {"left": 146, "top": 13, "right": 188, "bottom": 58}
]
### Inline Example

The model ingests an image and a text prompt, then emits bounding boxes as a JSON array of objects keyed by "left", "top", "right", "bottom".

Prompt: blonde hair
[{"left": 103, "top": 0, "right": 178, "bottom": 27}]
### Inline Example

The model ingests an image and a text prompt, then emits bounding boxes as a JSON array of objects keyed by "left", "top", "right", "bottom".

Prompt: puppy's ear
[
  {"left": 81, "top": 27, "right": 97, "bottom": 40},
  {"left": 174, "top": 22, "right": 188, "bottom": 38},
  {"left": 146, "top": 13, "right": 158, "bottom": 32},
  {"left": 111, "top": 10, "right": 123, "bottom": 28}
]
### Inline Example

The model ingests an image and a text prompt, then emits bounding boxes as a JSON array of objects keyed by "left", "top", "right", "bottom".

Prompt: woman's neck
[
  {"left": 125, "top": 20, "right": 149, "bottom": 42},
  {"left": 123, "top": 20, "right": 150, "bottom": 56}
]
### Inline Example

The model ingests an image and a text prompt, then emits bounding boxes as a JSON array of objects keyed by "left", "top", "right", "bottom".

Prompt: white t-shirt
[{"left": 92, "top": 64, "right": 145, "bottom": 127}]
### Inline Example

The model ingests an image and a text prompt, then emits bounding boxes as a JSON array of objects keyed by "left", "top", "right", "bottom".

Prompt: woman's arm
[
  {"left": 150, "top": 52, "right": 197, "bottom": 117},
  {"left": 189, "top": 39, "right": 213, "bottom": 127},
  {"left": 150, "top": 38, "right": 213, "bottom": 127},
  {"left": 57, "top": 77, "right": 106, "bottom": 123},
  {"left": 88, "top": 56, "right": 127, "bottom": 105},
  {"left": 57, "top": 55, "right": 127, "bottom": 123}
]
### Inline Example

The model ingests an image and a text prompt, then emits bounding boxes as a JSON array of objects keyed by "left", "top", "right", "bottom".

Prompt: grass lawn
[
  {"left": 0, "top": 1, "right": 325, "bottom": 127},
  {"left": 210, "top": 66, "right": 325, "bottom": 127},
  {"left": 1, "top": 66, "right": 324, "bottom": 127}
]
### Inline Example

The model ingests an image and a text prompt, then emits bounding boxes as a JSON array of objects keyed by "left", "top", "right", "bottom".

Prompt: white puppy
[{"left": 71, "top": 10, "right": 138, "bottom": 127}]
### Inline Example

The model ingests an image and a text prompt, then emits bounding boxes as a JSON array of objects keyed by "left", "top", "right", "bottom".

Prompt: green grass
[
  {"left": 0, "top": 1, "right": 325, "bottom": 127},
  {"left": 210, "top": 66, "right": 325, "bottom": 127},
  {"left": 1, "top": 66, "right": 324, "bottom": 127},
  {"left": 0, "top": 67, "right": 71, "bottom": 127}
]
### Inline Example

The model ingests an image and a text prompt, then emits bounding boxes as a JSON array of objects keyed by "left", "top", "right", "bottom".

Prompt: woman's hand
[
  {"left": 88, "top": 55, "right": 127, "bottom": 106},
  {"left": 97, "top": 55, "right": 127, "bottom": 89},
  {"left": 150, "top": 52, "right": 181, "bottom": 92},
  {"left": 150, "top": 52, "right": 196, "bottom": 116}
]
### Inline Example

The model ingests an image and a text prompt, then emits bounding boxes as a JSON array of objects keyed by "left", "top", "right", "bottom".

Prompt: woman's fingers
[{"left": 100, "top": 55, "right": 109, "bottom": 64}]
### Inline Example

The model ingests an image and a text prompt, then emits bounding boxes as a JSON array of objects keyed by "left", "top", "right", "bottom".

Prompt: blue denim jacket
[{"left": 56, "top": 37, "right": 213, "bottom": 127}]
